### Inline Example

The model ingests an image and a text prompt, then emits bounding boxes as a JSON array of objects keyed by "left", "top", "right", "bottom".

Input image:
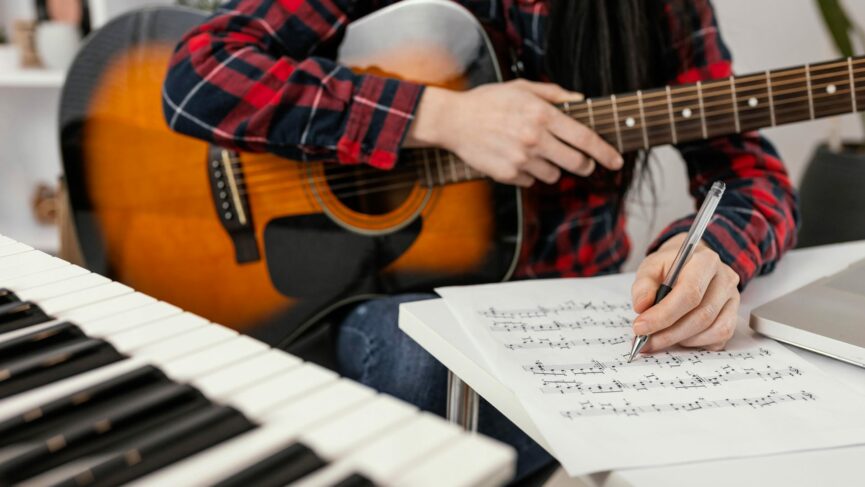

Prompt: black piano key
[
  {"left": 333, "top": 473, "right": 379, "bottom": 487},
  {"left": 0, "top": 365, "right": 169, "bottom": 448},
  {"left": 214, "top": 442, "right": 328, "bottom": 487},
  {"left": 0, "top": 321, "right": 86, "bottom": 362},
  {"left": 0, "top": 301, "right": 52, "bottom": 334},
  {"left": 52, "top": 405, "right": 256, "bottom": 487},
  {"left": 0, "top": 382, "right": 211, "bottom": 484},
  {"left": 0, "top": 338, "right": 125, "bottom": 399},
  {"left": 0, "top": 288, "right": 20, "bottom": 305}
]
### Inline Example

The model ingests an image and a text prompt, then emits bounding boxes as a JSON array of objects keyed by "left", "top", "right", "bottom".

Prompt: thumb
[
  {"left": 631, "top": 277, "right": 659, "bottom": 314},
  {"left": 521, "top": 81, "right": 584, "bottom": 104}
]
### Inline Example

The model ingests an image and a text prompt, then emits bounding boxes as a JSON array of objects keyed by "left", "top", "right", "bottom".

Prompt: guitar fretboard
[{"left": 408, "top": 56, "right": 865, "bottom": 187}]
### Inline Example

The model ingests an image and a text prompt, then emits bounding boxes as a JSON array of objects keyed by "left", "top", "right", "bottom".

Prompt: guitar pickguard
[{"left": 263, "top": 214, "right": 420, "bottom": 298}]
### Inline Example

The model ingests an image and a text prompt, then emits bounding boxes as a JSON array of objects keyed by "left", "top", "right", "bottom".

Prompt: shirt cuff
[
  {"left": 336, "top": 75, "right": 425, "bottom": 170},
  {"left": 647, "top": 214, "right": 762, "bottom": 289}
]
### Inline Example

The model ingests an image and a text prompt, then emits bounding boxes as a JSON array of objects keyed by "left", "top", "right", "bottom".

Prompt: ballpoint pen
[{"left": 627, "top": 181, "right": 726, "bottom": 363}]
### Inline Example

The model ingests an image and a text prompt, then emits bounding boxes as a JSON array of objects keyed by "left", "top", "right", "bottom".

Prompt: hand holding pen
[{"left": 628, "top": 182, "right": 740, "bottom": 361}]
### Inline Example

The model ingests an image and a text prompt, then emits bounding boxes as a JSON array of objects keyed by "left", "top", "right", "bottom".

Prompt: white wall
[{"left": 624, "top": 0, "right": 865, "bottom": 270}]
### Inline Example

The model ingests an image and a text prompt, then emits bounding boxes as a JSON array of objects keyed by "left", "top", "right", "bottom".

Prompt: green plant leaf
[{"left": 816, "top": 0, "right": 855, "bottom": 57}]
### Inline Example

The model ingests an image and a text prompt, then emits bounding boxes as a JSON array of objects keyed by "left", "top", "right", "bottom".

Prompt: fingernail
[
  {"left": 633, "top": 319, "right": 648, "bottom": 336},
  {"left": 615, "top": 157, "right": 624, "bottom": 169}
]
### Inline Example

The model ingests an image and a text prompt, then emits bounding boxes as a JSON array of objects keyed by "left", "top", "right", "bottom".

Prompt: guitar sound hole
[{"left": 323, "top": 164, "right": 417, "bottom": 215}]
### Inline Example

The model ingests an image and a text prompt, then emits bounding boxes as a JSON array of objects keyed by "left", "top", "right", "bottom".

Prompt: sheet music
[{"left": 436, "top": 278, "right": 865, "bottom": 475}]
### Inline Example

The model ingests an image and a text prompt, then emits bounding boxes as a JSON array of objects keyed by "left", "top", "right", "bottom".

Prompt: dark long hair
[{"left": 545, "top": 0, "right": 673, "bottom": 203}]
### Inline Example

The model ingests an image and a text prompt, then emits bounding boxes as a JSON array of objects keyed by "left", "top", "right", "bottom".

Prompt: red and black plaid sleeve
[
  {"left": 162, "top": 0, "right": 424, "bottom": 169},
  {"left": 647, "top": 0, "right": 800, "bottom": 287}
]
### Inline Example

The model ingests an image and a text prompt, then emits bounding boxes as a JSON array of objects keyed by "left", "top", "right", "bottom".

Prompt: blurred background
[{"left": 0, "top": 0, "right": 862, "bottom": 268}]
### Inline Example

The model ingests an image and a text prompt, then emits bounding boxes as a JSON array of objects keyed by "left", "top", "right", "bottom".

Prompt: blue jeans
[{"left": 335, "top": 293, "right": 554, "bottom": 482}]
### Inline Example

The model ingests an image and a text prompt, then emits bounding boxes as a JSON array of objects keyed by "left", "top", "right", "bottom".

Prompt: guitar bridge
[{"left": 207, "top": 146, "right": 260, "bottom": 264}]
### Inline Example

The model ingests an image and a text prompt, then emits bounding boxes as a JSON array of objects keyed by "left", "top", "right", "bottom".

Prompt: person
[{"left": 162, "top": 0, "right": 799, "bottom": 480}]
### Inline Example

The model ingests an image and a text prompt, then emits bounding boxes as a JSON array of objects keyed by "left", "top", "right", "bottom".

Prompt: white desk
[{"left": 399, "top": 241, "right": 865, "bottom": 487}]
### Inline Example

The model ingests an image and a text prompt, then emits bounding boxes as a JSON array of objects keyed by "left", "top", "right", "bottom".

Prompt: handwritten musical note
[
  {"left": 539, "top": 365, "right": 802, "bottom": 395},
  {"left": 523, "top": 348, "right": 774, "bottom": 376},
  {"left": 436, "top": 277, "right": 865, "bottom": 475},
  {"left": 561, "top": 390, "right": 816, "bottom": 418}
]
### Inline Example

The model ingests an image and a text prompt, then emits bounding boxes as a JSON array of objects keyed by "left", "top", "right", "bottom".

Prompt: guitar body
[{"left": 61, "top": 2, "right": 522, "bottom": 344}]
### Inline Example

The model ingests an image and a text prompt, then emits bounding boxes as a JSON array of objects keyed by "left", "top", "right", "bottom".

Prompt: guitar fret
[
  {"left": 697, "top": 81, "right": 707, "bottom": 139},
  {"left": 636, "top": 90, "right": 649, "bottom": 149},
  {"left": 666, "top": 85, "right": 677, "bottom": 144},
  {"left": 610, "top": 95, "right": 623, "bottom": 152},
  {"left": 730, "top": 76, "right": 740, "bottom": 133},
  {"left": 449, "top": 156, "right": 459, "bottom": 182},
  {"left": 805, "top": 63, "right": 815, "bottom": 120},
  {"left": 422, "top": 150, "right": 433, "bottom": 187},
  {"left": 434, "top": 150, "right": 445, "bottom": 185},
  {"left": 849, "top": 57, "right": 858, "bottom": 113},
  {"left": 586, "top": 98, "right": 596, "bottom": 129},
  {"left": 766, "top": 70, "right": 776, "bottom": 126}
]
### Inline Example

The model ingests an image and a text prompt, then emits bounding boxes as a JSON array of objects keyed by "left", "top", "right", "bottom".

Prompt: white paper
[{"left": 436, "top": 278, "right": 865, "bottom": 475}]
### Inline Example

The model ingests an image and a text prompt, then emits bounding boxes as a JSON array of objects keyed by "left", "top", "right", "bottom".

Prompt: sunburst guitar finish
[{"left": 61, "top": 3, "right": 522, "bottom": 345}]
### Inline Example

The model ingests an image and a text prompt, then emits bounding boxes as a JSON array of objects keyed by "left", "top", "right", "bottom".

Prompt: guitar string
[
  {"left": 240, "top": 94, "right": 856, "bottom": 200},
  {"left": 237, "top": 69, "right": 860, "bottom": 184},
  {"left": 237, "top": 65, "right": 864, "bottom": 181},
  {"left": 235, "top": 66, "right": 864, "bottom": 185},
  {"left": 561, "top": 60, "right": 865, "bottom": 120},
  {"left": 236, "top": 86, "right": 859, "bottom": 196},
  {"left": 564, "top": 67, "right": 860, "bottom": 130}
]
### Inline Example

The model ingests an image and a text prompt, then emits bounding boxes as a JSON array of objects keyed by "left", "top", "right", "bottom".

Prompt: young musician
[{"left": 163, "top": 0, "right": 799, "bottom": 478}]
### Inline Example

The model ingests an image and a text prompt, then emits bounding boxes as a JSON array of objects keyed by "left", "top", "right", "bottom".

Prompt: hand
[
  {"left": 630, "top": 233, "right": 741, "bottom": 353},
  {"left": 405, "top": 81, "right": 623, "bottom": 187}
]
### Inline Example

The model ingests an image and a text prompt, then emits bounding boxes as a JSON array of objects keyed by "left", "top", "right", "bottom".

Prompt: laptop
[{"left": 750, "top": 257, "right": 865, "bottom": 368}]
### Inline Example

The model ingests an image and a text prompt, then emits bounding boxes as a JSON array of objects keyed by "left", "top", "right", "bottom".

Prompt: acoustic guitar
[{"left": 61, "top": 1, "right": 865, "bottom": 345}]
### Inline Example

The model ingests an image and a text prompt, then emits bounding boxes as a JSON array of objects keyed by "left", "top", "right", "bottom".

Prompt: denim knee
[{"left": 336, "top": 293, "right": 447, "bottom": 414}]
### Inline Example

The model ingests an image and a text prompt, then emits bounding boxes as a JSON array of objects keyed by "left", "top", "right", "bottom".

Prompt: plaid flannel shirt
[{"left": 163, "top": 0, "right": 799, "bottom": 287}]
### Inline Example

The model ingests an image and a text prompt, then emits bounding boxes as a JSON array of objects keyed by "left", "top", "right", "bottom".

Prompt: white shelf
[{"left": 0, "top": 69, "right": 65, "bottom": 88}]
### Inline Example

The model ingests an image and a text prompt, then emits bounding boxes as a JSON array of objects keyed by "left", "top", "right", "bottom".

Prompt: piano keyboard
[{"left": 0, "top": 234, "right": 516, "bottom": 486}]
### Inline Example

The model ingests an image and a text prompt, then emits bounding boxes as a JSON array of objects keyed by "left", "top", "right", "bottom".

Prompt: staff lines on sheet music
[
  {"left": 488, "top": 315, "right": 632, "bottom": 333},
  {"left": 539, "top": 365, "right": 802, "bottom": 395},
  {"left": 560, "top": 390, "right": 816, "bottom": 419},
  {"left": 480, "top": 300, "right": 632, "bottom": 319},
  {"left": 523, "top": 348, "right": 773, "bottom": 376},
  {"left": 504, "top": 333, "right": 630, "bottom": 351}
]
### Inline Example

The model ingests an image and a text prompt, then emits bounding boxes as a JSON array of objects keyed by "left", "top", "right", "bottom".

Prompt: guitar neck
[{"left": 412, "top": 56, "right": 865, "bottom": 187}]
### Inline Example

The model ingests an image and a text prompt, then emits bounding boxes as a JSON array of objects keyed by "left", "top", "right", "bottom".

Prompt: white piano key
[
  {"left": 60, "top": 292, "right": 156, "bottom": 324},
  {"left": 0, "top": 325, "right": 236, "bottom": 422},
  {"left": 264, "top": 379, "right": 375, "bottom": 424},
  {"left": 133, "top": 323, "right": 237, "bottom": 361},
  {"left": 0, "top": 242, "right": 33, "bottom": 257},
  {"left": 0, "top": 318, "right": 67, "bottom": 343},
  {"left": 291, "top": 414, "right": 463, "bottom": 487},
  {"left": 0, "top": 357, "right": 149, "bottom": 421},
  {"left": 0, "top": 255, "right": 67, "bottom": 281},
  {"left": 0, "top": 235, "right": 13, "bottom": 246},
  {"left": 106, "top": 313, "right": 210, "bottom": 352},
  {"left": 299, "top": 395, "right": 417, "bottom": 460},
  {"left": 15, "top": 273, "right": 111, "bottom": 302},
  {"left": 159, "top": 335, "right": 269, "bottom": 382},
  {"left": 83, "top": 301, "right": 182, "bottom": 336},
  {"left": 0, "top": 264, "right": 89, "bottom": 291},
  {"left": 192, "top": 350, "right": 300, "bottom": 400},
  {"left": 39, "top": 282, "right": 133, "bottom": 314},
  {"left": 131, "top": 381, "right": 376, "bottom": 487},
  {"left": 0, "top": 298, "right": 170, "bottom": 344},
  {"left": 390, "top": 435, "right": 517, "bottom": 487},
  {"left": 228, "top": 363, "right": 338, "bottom": 418}
]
